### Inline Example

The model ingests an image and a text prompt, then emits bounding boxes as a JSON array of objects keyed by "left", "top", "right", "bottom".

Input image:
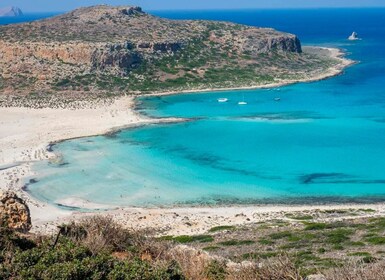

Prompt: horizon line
[{"left": 18, "top": 6, "right": 385, "bottom": 14}]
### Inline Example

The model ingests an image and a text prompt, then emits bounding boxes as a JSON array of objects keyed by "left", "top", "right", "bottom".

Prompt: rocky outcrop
[
  {"left": 0, "top": 6, "right": 23, "bottom": 17},
  {"left": 0, "top": 191, "right": 31, "bottom": 232},
  {"left": 0, "top": 41, "right": 95, "bottom": 65},
  {"left": 136, "top": 41, "right": 183, "bottom": 53},
  {"left": 265, "top": 35, "right": 301, "bottom": 53},
  {"left": 348, "top": 32, "right": 360, "bottom": 41},
  {"left": 66, "top": 5, "right": 145, "bottom": 23},
  {"left": 91, "top": 47, "right": 142, "bottom": 73},
  {"left": 240, "top": 29, "right": 302, "bottom": 54}
]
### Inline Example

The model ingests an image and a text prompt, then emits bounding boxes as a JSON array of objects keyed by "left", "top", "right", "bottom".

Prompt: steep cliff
[{"left": 0, "top": 5, "right": 337, "bottom": 101}]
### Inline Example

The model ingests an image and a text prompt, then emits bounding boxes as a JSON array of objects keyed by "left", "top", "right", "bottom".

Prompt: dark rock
[
  {"left": 91, "top": 47, "right": 142, "bottom": 74},
  {"left": 120, "top": 6, "right": 143, "bottom": 16}
]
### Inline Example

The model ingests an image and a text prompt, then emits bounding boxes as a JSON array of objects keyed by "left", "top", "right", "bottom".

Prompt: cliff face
[
  {"left": 0, "top": 5, "right": 309, "bottom": 97},
  {"left": 91, "top": 47, "right": 142, "bottom": 72}
]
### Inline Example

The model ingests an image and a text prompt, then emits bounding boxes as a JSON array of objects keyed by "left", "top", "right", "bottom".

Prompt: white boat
[
  {"left": 217, "top": 98, "right": 228, "bottom": 103},
  {"left": 238, "top": 93, "right": 247, "bottom": 105},
  {"left": 274, "top": 97, "right": 281, "bottom": 101}
]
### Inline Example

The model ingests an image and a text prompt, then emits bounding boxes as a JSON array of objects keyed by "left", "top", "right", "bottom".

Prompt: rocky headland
[{"left": 0, "top": 5, "right": 347, "bottom": 106}]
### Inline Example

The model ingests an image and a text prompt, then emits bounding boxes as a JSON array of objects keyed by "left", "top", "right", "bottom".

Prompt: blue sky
[{"left": 2, "top": 0, "right": 385, "bottom": 12}]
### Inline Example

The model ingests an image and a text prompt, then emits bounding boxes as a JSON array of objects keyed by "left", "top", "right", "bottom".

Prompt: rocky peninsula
[{"left": 0, "top": 5, "right": 350, "bottom": 106}]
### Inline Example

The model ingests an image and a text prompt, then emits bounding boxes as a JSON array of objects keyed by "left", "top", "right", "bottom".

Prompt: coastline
[
  {"left": 142, "top": 47, "right": 355, "bottom": 98},
  {"left": 1, "top": 45, "right": 372, "bottom": 236}
]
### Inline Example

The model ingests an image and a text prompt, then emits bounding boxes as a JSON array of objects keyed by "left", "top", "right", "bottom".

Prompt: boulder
[{"left": 0, "top": 191, "right": 32, "bottom": 232}]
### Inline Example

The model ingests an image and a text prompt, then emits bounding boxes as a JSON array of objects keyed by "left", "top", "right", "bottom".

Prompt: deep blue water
[{"left": 20, "top": 9, "right": 385, "bottom": 208}]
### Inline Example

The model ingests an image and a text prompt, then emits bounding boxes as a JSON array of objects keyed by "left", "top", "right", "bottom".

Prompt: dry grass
[
  {"left": 167, "top": 246, "right": 304, "bottom": 280},
  {"left": 324, "top": 260, "right": 385, "bottom": 280},
  {"left": 228, "top": 255, "right": 303, "bottom": 280},
  {"left": 61, "top": 216, "right": 134, "bottom": 254},
  {"left": 168, "top": 245, "right": 211, "bottom": 280},
  {"left": 61, "top": 215, "right": 173, "bottom": 260},
  {"left": 9, "top": 215, "right": 385, "bottom": 280}
]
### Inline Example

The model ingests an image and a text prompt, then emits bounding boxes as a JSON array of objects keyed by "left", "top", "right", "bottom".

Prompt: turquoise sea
[{"left": 15, "top": 9, "right": 385, "bottom": 208}]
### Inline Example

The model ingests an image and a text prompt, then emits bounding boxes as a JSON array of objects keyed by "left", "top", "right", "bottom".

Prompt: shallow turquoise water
[{"left": 27, "top": 9, "right": 385, "bottom": 208}]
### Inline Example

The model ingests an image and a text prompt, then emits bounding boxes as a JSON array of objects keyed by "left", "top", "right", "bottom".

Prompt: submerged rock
[{"left": 0, "top": 191, "right": 31, "bottom": 232}]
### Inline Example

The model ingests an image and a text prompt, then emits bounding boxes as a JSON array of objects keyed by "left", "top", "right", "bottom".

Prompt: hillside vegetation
[{"left": 2, "top": 214, "right": 385, "bottom": 280}]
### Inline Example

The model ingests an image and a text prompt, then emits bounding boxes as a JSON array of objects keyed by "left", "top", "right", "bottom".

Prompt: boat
[
  {"left": 238, "top": 93, "right": 247, "bottom": 105},
  {"left": 274, "top": 97, "right": 281, "bottom": 101},
  {"left": 217, "top": 98, "right": 228, "bottom": 103}
]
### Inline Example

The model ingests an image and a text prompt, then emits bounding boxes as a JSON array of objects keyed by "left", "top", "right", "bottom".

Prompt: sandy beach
[{"left": 2, "top": 46, "right": 377, "bottom": 236}]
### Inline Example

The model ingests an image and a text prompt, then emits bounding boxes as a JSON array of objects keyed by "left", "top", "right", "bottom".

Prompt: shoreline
[
  {"left": 140, "top": 47, "right": 355, "bottom": 98},
  {"left": 61, "top": 203, "right": 385, "bottom": 236},
  {"left": 0, "top": 45, "right": 371, "bottom": 236}
]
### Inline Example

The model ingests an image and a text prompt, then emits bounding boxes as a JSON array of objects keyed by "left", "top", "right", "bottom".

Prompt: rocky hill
[
  {"left": 0, "top": 5, "right": 340, "bottom": 103},
  {"left": 0, "top": 6, "right": 23, "bottom": 17}
]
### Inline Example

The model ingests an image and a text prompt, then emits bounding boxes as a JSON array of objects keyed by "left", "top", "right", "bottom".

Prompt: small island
[
  {"left": 0, "top": 6, "right": 23, "bottom": 17},
  {"left": 348, "top": 31, "right": 360, "bottom": 41}
]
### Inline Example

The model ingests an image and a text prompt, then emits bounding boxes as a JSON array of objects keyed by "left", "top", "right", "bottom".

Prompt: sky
[{"left": 1, "top": 0, "right": 385, "bottom": 13}]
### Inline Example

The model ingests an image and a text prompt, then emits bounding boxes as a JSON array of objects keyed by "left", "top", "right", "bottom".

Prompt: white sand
[
  {"left": 0, "top": 96, "right": 181, "bottom": 232},
  {"left": 79, "top": 204, "right": 385, "bottom": 236},
  {"left": 2, "top": 47, "right": 378, "bottom": 236}
]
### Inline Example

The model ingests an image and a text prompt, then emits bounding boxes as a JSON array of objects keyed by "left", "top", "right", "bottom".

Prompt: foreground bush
[
  {"left": 0, "top": 217, "right": 183, "bottom": 280},
  {"left": 2, "top": 216, "right": 385, "bottom": 280}
]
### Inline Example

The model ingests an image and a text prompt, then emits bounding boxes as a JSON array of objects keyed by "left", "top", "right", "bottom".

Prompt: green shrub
[
  {"left": 258, "top": 239, "right": 274, "bottom": 245},
  {"left": 108, "top": 258, "right": 182, "bottom": 280},
  {"left": 218, "top": 240, "right": 255, "bottom": 246},
  {"left": 304, "top": 223, "right": 327, "bottom": 231},
  {"left": 269, "top": 231, "right": 293, "bottom": 239},
  {"left": 208, "top": 226, "right": 236, "bottom": 232},
  {"left": 365, "top": 236, "right": 385, "bottom": 245},
  {"left": 173, "top": 235, "right": 213, "bottom": 243},
  {"left": 326, "top": 229, "right": 353, "bottom": 245}
]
